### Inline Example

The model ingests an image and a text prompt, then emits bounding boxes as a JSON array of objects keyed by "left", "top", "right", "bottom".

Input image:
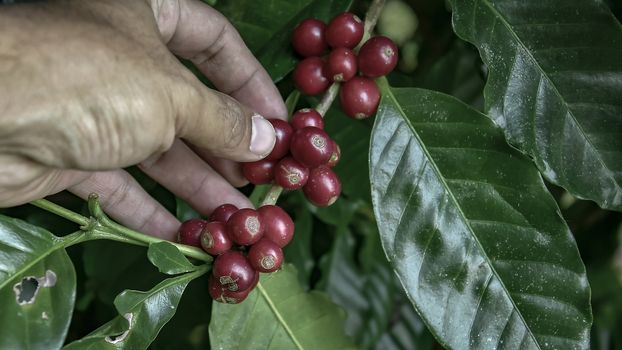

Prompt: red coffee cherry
[
  {"left": 212, "top": 251, "right": 256, "bottom": 292},
  {"left": 227, "top": 208, "right": 264, "bottom": 246},
  {"left": 209, "top": 274, "right": 254, "bottom": 304},
  {"left": 293, "top": 57, "right": 330, "bottom": 96},
  {"left": 325, "top": 12, "right": 364, "bottom": 49},
  {"left": 290, "top": 127, "right": 334, "bottom": 168},
  {"left": 327, "top": 140, "right": 341, "bottom": 168},
  {"left": 339, "top": 76, "right": 380, "bottom": 119},
  {"left": 258, "top": 205, "right": 295, "bottom": 247},
  {"left": 200, "top": 222, "right": 233, "bottom": 256},
  {"left": 274, "top": 157, "right": 310, "bottom": 190},
  {"left": 210, "top": 204, "right": 238, "bottom": 223},
  {"left": 177, "top": 218, "right": 207, "bottom": 248},
  {"left": 303, "top": 166, "right": 341, "bottom": 207},
  {"left": 248, "top": 238, "right": 284, "bottom": 273},
  {"left": 291, "top": 108, "right": 324, "bottom": 130},
  {"left": 291, "top": 19, "right": 327, "bottom": 57},
  {"left": 242, "top": 159, "right": 276, "bottom": 185},
  {"left": 358, "top": 36, "right": 399, "bottom": 78},
  {"left": 265, "top": 119, "right": 294, "bottom": 161},
  {"left": 325, "top": 47, "right": 357, "bottom": 82}
]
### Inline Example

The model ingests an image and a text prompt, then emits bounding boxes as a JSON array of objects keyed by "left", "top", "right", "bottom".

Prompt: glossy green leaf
[
  {"left": 450, "top": 0, "right": 622, "bottom": 211},
  {"left": 370, "top": 86, "right": 592, "bottom": 349},
  {"left": 0, "top": 216, "right": 75, "bottom": 350},
  {"left": 216, "top": 0, "right": 352, "bottom": 81},
  {"left": 209, "top": 264, "right": 356, "bottom": 350},
  {"left": 64, "top": 269, "right": 205, "bottom": 350},
  {"left": 147, "top": 242, "right": 197, "bottom": 275}
]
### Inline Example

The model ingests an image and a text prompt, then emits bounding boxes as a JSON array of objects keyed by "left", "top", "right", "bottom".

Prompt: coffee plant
[{"left": 1, "top": 0, "right": 621, "bottom": 349}]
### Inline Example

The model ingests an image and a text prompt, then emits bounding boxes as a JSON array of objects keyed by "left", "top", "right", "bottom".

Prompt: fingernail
[{"left": 250, "top": 114, "right": 276, "bottom": 157}]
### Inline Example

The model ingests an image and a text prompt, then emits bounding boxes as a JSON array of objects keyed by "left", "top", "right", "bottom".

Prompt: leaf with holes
[
  {"left": 147, "top": 242, "right": 198, "bottom": 275},
  {"left": 0, "top": 216, "right": 76, "bottom": 350},
  {"left": 450, "top": 0, "right": 622, "bottom": 211},
  {"left": 209, "top": 264, "right": 356, "bottom": 350},
  {"left": 370, "top": 85, "right": 592, "bottom": 349},
  {"left": 64, "top": 269, "right": 206, "bottom": 350}
]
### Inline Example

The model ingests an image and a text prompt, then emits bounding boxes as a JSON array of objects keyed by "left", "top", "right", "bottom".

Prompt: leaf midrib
[
  {"left": 257, "top": 282, "right": 304, "bottom": 350},
  {"left": 382, "top": 85, "right": 542, "bottom": 349},
  {"left": 478, "top": 0, "right": 621, "bottom": 194}
]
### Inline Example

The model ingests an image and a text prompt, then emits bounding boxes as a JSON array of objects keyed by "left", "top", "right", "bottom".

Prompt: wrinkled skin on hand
[{"left": 0, "top": 0, "right": 287, "bottom": 239}]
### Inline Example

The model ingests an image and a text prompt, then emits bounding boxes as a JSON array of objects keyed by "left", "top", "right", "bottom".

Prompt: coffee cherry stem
[
  {"left": 356, "top": 0, "right": 386, "bottom": 52},
  {"left": 316, "top": 83, "right": 340, "bottom": 117},
  {"left": 30, "top": 195, "right": 213, "bottom": 263},
  {"left": 255, "top": 0, "right": 386, "bottom": 209}
]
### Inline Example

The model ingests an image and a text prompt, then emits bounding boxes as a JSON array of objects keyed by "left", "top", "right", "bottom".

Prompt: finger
[
  {"left": 155, "top": 0, "right": 287, "bottom": 120},
  {"left": 0, "top": 154, "right": 89, "bottom": 207},
  {"left": 139, "top": 140, "right": 253, "bottom": 215},
  {"left": 188, "top": 145, "right": 248, "bottom": 188},
  {"left": 69, "top": 170, "right": 180, "bottom": 240}
]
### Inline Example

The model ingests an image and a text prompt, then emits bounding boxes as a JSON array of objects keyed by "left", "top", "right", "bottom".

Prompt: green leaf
[
  {"left": 209, "top": 264, "right": 356, "bottom": 350},
  {"left": 319, "top": 222, "right": 435, "bottom": 349},
  {"left": 175, "top": 197, "right": 199, "bottom": 222},
  {"left": 323, "top": 104, "right": 374, "bottom": 203},
  {"left": 414, "top": 41, "right": 485, "bottom": 109},
  {"left": 216, "top": 0, "right": 353, "bottom": 81},
  {"left": 0, "top": 216, "right": 76, "bottom": 350},
  {"left": 449, "top": 0, "right": 622, "bottom": 211},
  {"left": 147, "top": 242, "right": 197, "bottom": 275},
  {"left": 370, "top": 86, "right": 592, "bottom": 349},
  {"left": 283, "top": 198, "right": 314, "bottom": 287},
  {"left": 64, "top": 269, "right": 205, "bottom": 350}
]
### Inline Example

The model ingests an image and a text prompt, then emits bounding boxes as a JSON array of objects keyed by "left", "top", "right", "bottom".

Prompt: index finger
[{"left": 155, "top": 0, "right": 288, "bottom": 120}]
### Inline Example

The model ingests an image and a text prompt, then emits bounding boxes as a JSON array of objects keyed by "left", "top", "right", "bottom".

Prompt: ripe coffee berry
[
  {"left": 210, "top": 204, "right": 238, "bottom": 223},
  {"left": 258, "top": 205, "right": 295, "bottom": 247},
  {"left": 290, "top": 127, "right": 334, "bottom": 168},
  {"left": 327, "top": 140, "right": 341, "bottom": 168},
  {"left": 293, "top": 57, "right": 330, "bottom": 96},
  {"left": 291, "top": 19, "right": 327, "bottom": 57},
  {"left": 325, "top": 12, "right": 364, "bottom": 49},
  {"left": 358, "top": 36, "right": 399, "bottom": 78},
  {"left": 340, "top": 76, "right": 380, "bottom": 119},
  {"left": 325, "top": 47, "right": 357, "bottom": 82},
  {"left": 303, "top": 166, "right": 342, "bottom": 207},
  {"left": 212, "top": 251, "right": 256, "bottom": 292},
  {"left": 177, "top": 218, "right": 207, "bottom": 248},
  {"left": 200, "top": 222, "right": 233, "bottom": 256},
  {"left": 242, "top": 159, "right": 275, "bottom": 185},
  {"left": 291, "top": 108, "right": 324, "bottom": 130},
  {"left": 265, "top": 119, "right": 293, "bottom": 161},
  {"left": 274, "top": 157, "right": 309, "bottom": 190},
  {"left": 227, "top": 208, "right": 264, "bottom": 245},
  {"left": 248, "top": 238, "right": 284, "bottom": 273},
  {"left": 209, "top": 275, "right": 249, "bottom": 304}
]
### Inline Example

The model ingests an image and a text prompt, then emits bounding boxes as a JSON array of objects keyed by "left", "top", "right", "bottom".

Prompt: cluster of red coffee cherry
[
  {"left": 178, "top": 12, "right": 398, "bottom": 305},
  {"left": 177, "top": 203, "right": 293, "bottom": 303},
  {"left": 241, "top": 110, "right": 341, "bottom": 207},
  {"left": 292, "top": 12, "right": 398, "bottom": 119}
]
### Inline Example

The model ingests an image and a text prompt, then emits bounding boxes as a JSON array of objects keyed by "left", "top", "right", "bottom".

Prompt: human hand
[{"left": 0, "top": 0, "right": 287, "bottom": 239}]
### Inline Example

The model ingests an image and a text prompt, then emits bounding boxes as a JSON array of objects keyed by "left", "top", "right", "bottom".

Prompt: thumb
[{"left": 173, "top": 80, "right": 276, "bottom": 162}]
